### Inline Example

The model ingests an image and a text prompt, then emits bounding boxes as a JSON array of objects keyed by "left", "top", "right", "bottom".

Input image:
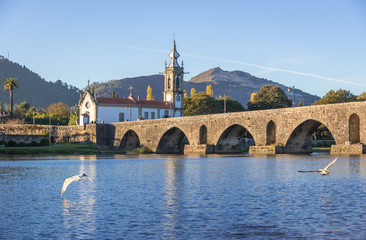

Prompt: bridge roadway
[{"left": 110, "top": 101, "right": 366, "bottom": 154}]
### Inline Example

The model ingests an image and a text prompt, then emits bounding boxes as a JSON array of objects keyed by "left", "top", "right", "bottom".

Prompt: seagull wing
[
  {"left": 61, "top": 176, "right": 77, "bottom": 196},
  {"left": 85, "top": 176, "right": 94, "bottom": 184},
  {"left": 298, "top": 170, "right": 320, "bottom": 173},
  {"left": 324, "top": 157, "right": 339, "bottom": 171}
]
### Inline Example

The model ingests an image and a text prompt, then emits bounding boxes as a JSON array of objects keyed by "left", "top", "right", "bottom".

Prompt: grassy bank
[
  {"left": 0, "top": 143, "right": 126, "bottom": 155},
  {"left": 311, "top": 147, "right": 331, "bottom": 153}
]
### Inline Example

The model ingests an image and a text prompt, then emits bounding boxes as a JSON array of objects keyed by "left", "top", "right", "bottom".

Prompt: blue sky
[{"left": 0, "top": 0, "right": 365, "bottom": 97}]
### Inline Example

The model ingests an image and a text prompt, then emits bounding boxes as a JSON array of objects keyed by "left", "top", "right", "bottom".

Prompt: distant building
[{"left": 78, "top": 40, "right": 185, "bottom": 124}]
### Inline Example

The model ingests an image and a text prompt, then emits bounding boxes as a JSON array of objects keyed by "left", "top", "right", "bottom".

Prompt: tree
[
  {"left": 91, "top": 86, "right": 95, "bottom": 96},
  {"left": 357, "top": 92, "right": 366, "bottom": 101},
  {"left": 190, "top": 88, "right": 196, "bottom": 96},
  {"left": 216, "top": 96, "right": 245, "bottom": 113},
  {"left": 250, "top": 92, "right": 257, "bottom": 102},
  {"left": 183, "top": 90, "right": 188, "bottom": 99},
  {"left": 299, "top": 101, "right": 303, "bottom": 106},
  {"left": 47, "top": 102, "right": 70, "bottom": 125},
  {"left": 3, "top": 77, "right": 19, "bottom": 118},
  {"left": 112, "top": 88, "right": 115, "bottom": 98},
  {"left": 206, "top": 84, "right": 213, "bottom": 97},
  {"left": 247, "top": 85, "right": 292, "bottom": 110},
  {"left": 313, "top": 89, "right": 357, "bottom": 105},
  {"left": 146, "top": 85, "right": 154, "bottom": 100},
  {"left": 14, "top": 101, "right": 31, "bottom": 116},
  {"left": 184, "top": 93, "right": 221, "bottom": 116}
]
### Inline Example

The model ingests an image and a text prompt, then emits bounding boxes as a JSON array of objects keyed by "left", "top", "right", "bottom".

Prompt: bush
[
  {"left": 30, "top": 141, "right": 40, "bottom": 146},
  {"left": 40, "top": 139, "right": 50, "bottom": 146},
  {"left": 7, "top": 141, "right": 18, "bottom": 147},
  {"left": 18, "top": 142, "right": 26, "bottom": 147},
  {"left": 0, "top": 140, "right": 7, "bottom": 146},
  {"left": 132, "top": 146, "right": 152, "bottom": 154}
]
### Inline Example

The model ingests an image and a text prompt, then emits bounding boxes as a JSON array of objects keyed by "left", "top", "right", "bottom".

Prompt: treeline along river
[{"left": 1, "top": 154, "right": 366, "bottom": 239}]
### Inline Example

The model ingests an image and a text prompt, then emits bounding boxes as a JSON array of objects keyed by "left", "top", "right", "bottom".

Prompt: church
[{"left": 78, "top": 41, "right": 185, "bottom": 125}]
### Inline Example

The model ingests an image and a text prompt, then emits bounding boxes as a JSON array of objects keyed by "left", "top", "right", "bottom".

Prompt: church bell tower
[{"left": 163, "top": 40, "right": 184, "bottom": 117}]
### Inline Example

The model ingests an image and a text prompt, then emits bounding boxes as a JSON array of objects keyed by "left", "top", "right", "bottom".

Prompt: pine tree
[
  {"left": 146, "top": 85, "right": 154, "bottom": 100},
  {"left": 206, "top": 84, "right": 213, "bottom": 97}
]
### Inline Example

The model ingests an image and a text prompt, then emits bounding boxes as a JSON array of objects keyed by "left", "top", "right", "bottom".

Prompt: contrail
[{"left": 108, "top": 43, "right": 366, "bottom": 87}]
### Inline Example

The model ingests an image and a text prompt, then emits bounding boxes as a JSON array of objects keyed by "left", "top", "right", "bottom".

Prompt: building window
[
  {"left": 164, "top": 110, "right": 169, "bottom": 118},
  {"left": 151, "top": 112, "right": 155, "bottom": 119},
  {"left": 144, "top": 112, "right": 149, "bottom": 119},
  {"left": 119, "top": 113, "right": 124, "bottom": 122}
]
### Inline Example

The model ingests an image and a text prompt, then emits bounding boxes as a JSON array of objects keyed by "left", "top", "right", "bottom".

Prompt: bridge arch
[
  {"left": 349, "top": 113, "right": 360, "bottom": 144},
  {"left": 119, "top": 130, "right": 140, "bottom": 151},
  {"left": 215, "top": 124, "right": 254, "bottom": 153},
  {"left": 266, "top": 120, "right": 276, "bottom": 145},
  {"left": 199, "top": 125, "right": 207, "bottom": 144},
  {"left": 285, "top": 119, "right": 335, "bottom": 153},
  {"left": 156, "top": 127, "right": 189, "bottom": 154}
]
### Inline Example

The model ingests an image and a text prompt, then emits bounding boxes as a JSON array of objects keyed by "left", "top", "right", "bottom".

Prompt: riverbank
[{"left": 0, "top": 143, "right": 125, "bottom": 155}]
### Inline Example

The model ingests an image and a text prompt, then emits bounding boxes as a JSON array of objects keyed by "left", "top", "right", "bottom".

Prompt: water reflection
[
  {"left": 162, "top": 159, "right": 184, "bottom": 238},
  {"left": 61, "top": 157, "right": 97, "bottom": 239}
]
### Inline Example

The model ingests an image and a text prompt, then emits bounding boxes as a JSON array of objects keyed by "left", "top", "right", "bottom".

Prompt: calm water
[{"left": 1, "top": 154, "right": 366, "bottom": 239}]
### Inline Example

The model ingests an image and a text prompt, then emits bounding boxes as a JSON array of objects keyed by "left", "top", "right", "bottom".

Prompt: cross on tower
[{"left": 129, "top": 85, "right": 133, "bottom": 96}]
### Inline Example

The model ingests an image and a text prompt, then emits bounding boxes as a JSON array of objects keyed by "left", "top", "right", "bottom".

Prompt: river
[{"left": 1, "top": 154, "right": 366, "bottom": 239}]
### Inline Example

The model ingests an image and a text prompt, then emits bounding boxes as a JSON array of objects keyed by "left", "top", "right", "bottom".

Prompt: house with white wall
[{"left": 78, "top": 40, "right": 185, "bottom": 125}]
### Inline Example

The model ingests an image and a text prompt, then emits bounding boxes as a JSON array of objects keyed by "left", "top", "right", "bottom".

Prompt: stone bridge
[{"left": 110, "top": 101, "right": 366, "bottom": 155}]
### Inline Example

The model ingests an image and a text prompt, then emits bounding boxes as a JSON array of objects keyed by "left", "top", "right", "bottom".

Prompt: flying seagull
[
  {"left": 61, "top": 173, "right": 94, "bottom": 196},
  {"left": 298, "top": 157, "right": 339, "bottom": 176}
]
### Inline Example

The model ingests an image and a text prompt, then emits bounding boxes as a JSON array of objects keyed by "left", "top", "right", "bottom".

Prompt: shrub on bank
[
  {"left": 131, "top": 146, "right": 153, "bottom": 154},
  {"left": 40, "top": 139, "right": 49, "bottom": 146},
  {"left": 0, "top": 140, "right": 7, "bottom": 146},
  {"left": 7, "top": 141, "right": 18, "bottom": 147}
]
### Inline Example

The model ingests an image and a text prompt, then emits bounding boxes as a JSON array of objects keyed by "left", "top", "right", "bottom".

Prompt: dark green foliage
[
  {"left": 18, "top": 142, "right": 26, "bottom": 147},
  {"left": 357, "top": 92, "right": 366, "bottom": 101},
  {"left": 131, "top": 146, "right": 152, "bottom": 154},
  {"left": 40, "top": 139, "right": 49, "bottom": 146},
  {"left": 184, "top": 93, "right": 222, "bottom": 116},
  {"left": 7, "top": 141, "right": 18, "bottom": 147},
  {"left": 0, "top": 57, "right": 82, "bottom": 108},
  {"left": 184, "top": 93, "right": 245, "bottom": 116},
  {"left": 0, "top": 140, "right": 7, "bottom": 146},
  {"left": 247, "top": 85, "right": 292, "bottom": 110},
  {"left": 216, "top": 96, "right": 245, "bottom": 113},
  {"left": 30, "top": 141, "right": 40, "bottom": 146},
  {"left": 313, "top": 89, "right": 357, "bottom": 105}
]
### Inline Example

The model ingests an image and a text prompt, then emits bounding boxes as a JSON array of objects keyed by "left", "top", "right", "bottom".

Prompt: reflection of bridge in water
[{"left": 110, "top": 102, "right": 366, "bottom": 155}]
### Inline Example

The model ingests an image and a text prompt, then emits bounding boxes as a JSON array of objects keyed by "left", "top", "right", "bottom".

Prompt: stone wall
[{"left": 0, "top": 124, "right": 108, "bottom": 145}]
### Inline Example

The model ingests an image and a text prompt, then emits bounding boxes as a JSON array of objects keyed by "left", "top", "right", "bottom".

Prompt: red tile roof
[{"left": 97, "top": 97, "right": 174, "bottom": 108}]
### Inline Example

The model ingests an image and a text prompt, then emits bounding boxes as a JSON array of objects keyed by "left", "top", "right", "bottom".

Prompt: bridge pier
[
  {"left": 331, "top": 143, "right": 366, "bottom": 155},
  {"left": 184, "top": 144, "right": 214, "bottom": 154},
  {"left": 249, "top": 146, "right": 285, "bottom": 154}
]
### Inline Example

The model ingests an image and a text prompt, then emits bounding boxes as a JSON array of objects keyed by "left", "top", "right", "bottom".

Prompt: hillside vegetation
[{"left": 0, "top": 56, "right": 82, "bottom": 108}]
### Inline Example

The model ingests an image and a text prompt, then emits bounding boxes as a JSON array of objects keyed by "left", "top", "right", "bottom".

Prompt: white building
[{"left": 78, "top": 40, "right": 185, "bottom": 125}]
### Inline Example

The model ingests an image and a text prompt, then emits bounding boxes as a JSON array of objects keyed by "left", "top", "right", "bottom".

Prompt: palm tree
[{"left": 3, "top": 77, "right": 19, "bottom": 119}]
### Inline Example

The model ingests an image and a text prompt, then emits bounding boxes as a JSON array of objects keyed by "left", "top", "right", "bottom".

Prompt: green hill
[{"left": 0, "top": 56, "right": 82, "bottom": 108}]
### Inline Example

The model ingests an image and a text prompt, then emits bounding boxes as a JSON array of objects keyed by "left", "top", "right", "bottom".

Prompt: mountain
[
  {"left": 187, "top": 67, "right": 320, "bottom": 106},
  {"left": 0, "top": 56, "right": 82, "bottom": 108},
  {"left": 92, "top": 67, "right": 319, "bottom": 107}
]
